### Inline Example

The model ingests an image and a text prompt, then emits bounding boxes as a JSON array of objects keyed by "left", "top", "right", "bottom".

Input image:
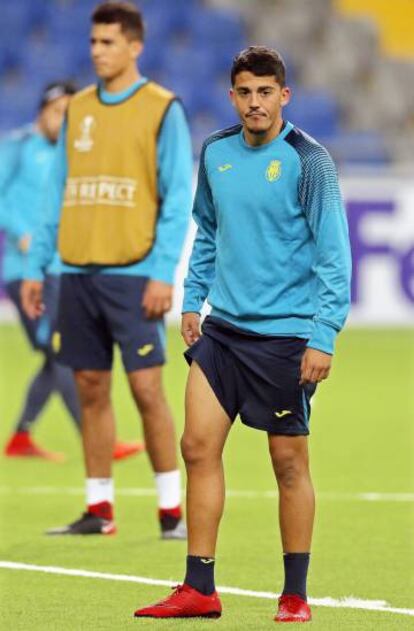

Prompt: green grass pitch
[{"left": 0, "top": 323, "right": 413, "bottom": 630}]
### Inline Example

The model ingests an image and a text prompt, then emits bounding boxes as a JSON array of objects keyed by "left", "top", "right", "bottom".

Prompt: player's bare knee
[
  {"left": 272, "top": 452, "right": 307, "bottom": 490},
  {"left": 131, "top": 380, "right": 164, "bottom": 413},
  {"left": 75, "top": 371, "right": 111, "bottom": 408},
  {"left": 180, "top": 433, "right": 213, "bottom": 467}
]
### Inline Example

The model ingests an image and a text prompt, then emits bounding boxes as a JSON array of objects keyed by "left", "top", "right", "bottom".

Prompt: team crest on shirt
[
  {"left": 265, "top": 160, "right": 282, "bottom": 182},
  {"left": 74, "top": 115, "right": 96, "bottom": 152}
]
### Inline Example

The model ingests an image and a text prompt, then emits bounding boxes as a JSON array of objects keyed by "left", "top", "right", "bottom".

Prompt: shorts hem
[
  {"left": 124, "top": 358, "right": 166, "bottom": 373},
  {"left": 56, "top": 357, "right": 113, "bottom": 371},
  {"left": 185, "top": 352, "right": 236, "bottom": 423},
  {"left": 241, "top": 417, "right": 309, "bottom": 436}
]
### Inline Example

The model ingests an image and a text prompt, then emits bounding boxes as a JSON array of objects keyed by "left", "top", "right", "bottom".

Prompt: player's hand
[
  {"left": 142, "top": 280, "right": 173, "bottom": 319},
  {"left": 21, "top": 280, "right": 45, "bottom": 319},
  {"left": 181, "top": 312, "right": 201, "bottom": 346},
  {"left": 18, "top": 234, "right": 31, "bottom": 253},
  {"left": 300, "top": 348, "right": 332, "bottom": 384}
]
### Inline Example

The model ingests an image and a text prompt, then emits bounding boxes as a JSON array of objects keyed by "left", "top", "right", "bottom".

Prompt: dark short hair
[
  {"left": 231, "top": 46, "right": 286, "bottom": 87},
  {"left": 39, "top": 81, "right": 77, "bottom": 110},
  {"left": 92, "top": 1, "right": 145, "bottom": 41}
]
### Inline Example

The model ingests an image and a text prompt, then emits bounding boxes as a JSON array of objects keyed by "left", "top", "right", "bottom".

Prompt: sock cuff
[
  {"left": 86, "top": 478, "right": 114, "bottom": 506},
  {"left": 154, "top": 469, "right": 181, "bottom": 509},
  {"left": 159, "top": 506, "right": 182, "bottom": 519},
  {"left": 187, "top": 555, "right": 215, "bottom": 562},
  {"left": 88, "top": 500, "right": 113, "bottom": 520}
]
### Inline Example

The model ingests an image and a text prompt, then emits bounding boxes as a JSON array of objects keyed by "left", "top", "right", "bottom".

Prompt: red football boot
[
  {"left": 274, "top": 594, "right": 311, "bottom": 623},
  {"left": 113, "top": 440, "right": 145, "bottom": 461},
  {"left": 4, "top": 432, "right": 65, "bottom": 462},
  {"left": 134, "top": 584, "right": 222, "bottom": 619}
]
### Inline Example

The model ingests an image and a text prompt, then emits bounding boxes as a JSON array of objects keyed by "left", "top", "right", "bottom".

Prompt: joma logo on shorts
[
  {"left": 274, "top": 410, "right": 292, "bottom": 418},
  {"left": 137, "top": 344, "right": 154, "bottom": 357}
]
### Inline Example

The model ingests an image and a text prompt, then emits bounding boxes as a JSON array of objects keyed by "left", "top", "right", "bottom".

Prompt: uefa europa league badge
[{"left": 74, "top": 115, "right": 96, "bottom": 152}]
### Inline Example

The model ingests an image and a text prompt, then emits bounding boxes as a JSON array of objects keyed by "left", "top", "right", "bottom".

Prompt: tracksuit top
[
  {"left": 0, "top": 127, "right": 60, "bottom": 283},
  {"left": 183, "top": 121, "right": 352, "bottom": 354}
]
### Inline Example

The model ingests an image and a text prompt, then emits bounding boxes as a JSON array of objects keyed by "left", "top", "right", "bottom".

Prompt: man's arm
[
  {"left": 22, "top": 121, "right": 67, "bottom": 319},
  {"left": 300, "top": 145, "right": 352, "bottom": 373},
  {"left": 25, "top": 120, "right": 68, "bottom": 281},
  {"left": 181, "top": 142, "right": 217, "bottom": 346},
  {"left": 141, "top": 100, "right": 193, "bottom": 318},
  {"left": 0, "top": 133, "right": 31, "bottom": 243}
]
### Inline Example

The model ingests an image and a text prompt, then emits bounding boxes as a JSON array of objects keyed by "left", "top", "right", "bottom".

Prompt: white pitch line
[
  {"left": 0, "top": 486, "right": 413, "bottom": 502},
  {"left": 0, "top": 561, "right": 413, "bottom": 618}
]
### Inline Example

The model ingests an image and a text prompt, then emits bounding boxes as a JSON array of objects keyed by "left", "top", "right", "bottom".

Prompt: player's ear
[
  {"left": 130, "top": 39, "right": 143, "bottom": 61},
  {"left": 229, "top": 88, "right": 236, "bottom": 107},
  {"left": 280, "top": 86, "right": 291, "bottom": 107}
]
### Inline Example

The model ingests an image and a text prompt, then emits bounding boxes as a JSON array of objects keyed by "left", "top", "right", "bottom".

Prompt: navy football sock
[
  {"left": 282, "top": 552, "right": 310, "bottom": 601},
  {"left": 184, "top": 555, "right": 215, "bottom": 595},
  {"left": 15, "top": 357, "right": 54, "bottom": 432},
  {"left": 53, "top": 363, "right": 81, "bottom": 429}
]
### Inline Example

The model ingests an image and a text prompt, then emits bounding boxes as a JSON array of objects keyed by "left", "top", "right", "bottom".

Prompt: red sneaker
[
  {"left": 134, "top": 584, "right": 222, "bottom": 619},
  {"left": 113, "top": 440, "right": 145, "bottom": 461},
  {"left": 4, "top": 432, "right": 65, "bottom": 462},
  {"left": 274, "top": 594, "right": 311, "bottom": 623}
]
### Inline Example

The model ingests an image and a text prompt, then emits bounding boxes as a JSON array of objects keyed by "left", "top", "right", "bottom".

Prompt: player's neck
[
  {"left": 244, "top": 116, "right": 284, "bottom": 147},
  {"left": 102, "top": 66, "right": 141, "bottom": 94}
]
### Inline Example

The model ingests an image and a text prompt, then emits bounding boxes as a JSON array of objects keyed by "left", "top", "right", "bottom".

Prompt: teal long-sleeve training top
[
  {"left": 26, "top": 77, "right": 193, "bottom": 284},
  {"left": 0, "top": 126, "right": 60, "bottom": 283},
  {"left": 183, "top": 121, "right": 352, "bottom": 354}
]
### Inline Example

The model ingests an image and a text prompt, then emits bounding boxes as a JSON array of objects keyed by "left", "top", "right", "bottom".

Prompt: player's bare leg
[
  {"left": 269, "top": 435, "right": 314, "bottom": 551},
  {"left": 76, "top": 370, "right": 115, "bottom": 477},
  {"left": 128, "top": 367, "right": 176, "bottom": 472},
  {"left": 45, "top": 370, "right": 117, "bottom": 535},
  {"left": 269, "top": 434, "right": 314, "bottom": 622},
  {"left": 181, "top": 361, "right": 232, "bottom": 557},
  {"left": 128, "top": 366, "right": 185, "bottom": 537},
  {"left": 134, "top": 361, "right": 230, "bottom": 618}
]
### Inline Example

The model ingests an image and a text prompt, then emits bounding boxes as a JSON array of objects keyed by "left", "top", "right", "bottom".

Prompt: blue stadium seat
[
  {"left": 325, "top": 131, "right": 390, "bottom": 165},
  {"left": 0, "top": 80, "right": 39, "bottom": 131},
  {"left": 22, "top": 42, "right": 77, "bottom": 84},
  {"left": 187, "top": 8, "right": 246, "bottom": 55},
  {"left": 160, "top": 43, "right": 217, "bottom": 83},
  {"left": 141, "top": 0, "right": 197, "bottom": 32},
  {"left": 45, "top": 4, "right": 92, "bottom": 45},
  {"left": 285, "top": 89, "right": 339, "bottom": 138},
  {"left": 140, "top": 44, "right": 165, "bottom": 75}
]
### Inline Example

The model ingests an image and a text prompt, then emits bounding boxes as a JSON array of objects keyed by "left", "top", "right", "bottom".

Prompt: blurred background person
[{"left": 0, "top": 82, "right": 79, "bottom": 460}]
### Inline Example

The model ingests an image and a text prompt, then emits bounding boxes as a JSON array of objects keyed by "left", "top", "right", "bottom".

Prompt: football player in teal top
[
  {"left": 135, "top": 46, "right": 351, "bottom": 623},
  {"left": 0, "top": 82, "right": 79, "bottom": 461},
  {"left": 22, "top": 2, "right": 192, "bottom": 540}
]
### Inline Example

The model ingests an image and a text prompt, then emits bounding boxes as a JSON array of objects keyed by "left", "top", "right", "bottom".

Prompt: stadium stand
[{"left": 0, "top": 0, "right": 413, "bottom": 164}]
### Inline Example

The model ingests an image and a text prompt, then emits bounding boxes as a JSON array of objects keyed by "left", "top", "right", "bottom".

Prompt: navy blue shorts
[
  {"left": 184, "top": 316, "right": 316, "bottom": 436},
  {"left": 6, "top": 275, "right": 60, "bottom": 353},
  {"left": 57, "top": 274, "right": 165, "bottom": 372}
]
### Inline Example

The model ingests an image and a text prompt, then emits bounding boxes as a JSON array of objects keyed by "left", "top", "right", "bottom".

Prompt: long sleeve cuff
[
  {"left": 182, "top": 290, "right": 204, "bottom": 314},
  {"left": 149, "top": 255, "right": 178, "bottom": 285},
  {"left": 307, "top": 319, "right": 339, "bottom": 355},
  {"left": 24, "top": 260, "right": 45, "bottom": 281}
]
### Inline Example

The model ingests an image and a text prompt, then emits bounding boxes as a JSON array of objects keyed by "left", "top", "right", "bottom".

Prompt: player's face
[
  {"left": 230, "top": 72, "right": 290, "bottom": 138},
  {"left": 90, "top": 23, "right": 142, "bottom": 81},
  {"left": 39, "top": 95, "right": 71, "bottom": 143}
]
